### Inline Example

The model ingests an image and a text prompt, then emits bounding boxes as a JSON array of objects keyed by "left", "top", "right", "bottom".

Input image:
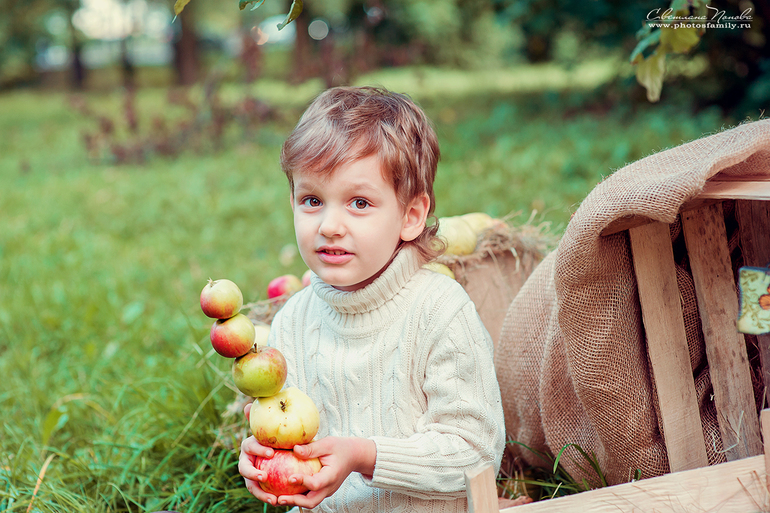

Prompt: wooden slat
[
  {"left": 602, "top": 177, "right": 770, "bottom": 236},
  {"left": 763, "top": 409, "right": 770, "bottom": 489},
  {"left": 698, "top": 178, "right": 770, "bottom": 200},
  {"left": 498, "top": 454, "right": 767, "bottom": 513},
  {"left": 681, "top": 202, "right": 763, "bottom": 460},
  {"left": 628, "top": 221, "right": 709, "bottom": 471},
  {"left": 465, "top": 464, "right": 499, "bottom": 513},
  {"left": 736, "top": 200, "right": 770, "bottom": 409}
]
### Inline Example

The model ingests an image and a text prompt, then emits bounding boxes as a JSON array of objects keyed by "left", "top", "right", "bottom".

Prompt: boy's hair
[{"left": 280, "top": 86, "right": 444, "bottom": 263}]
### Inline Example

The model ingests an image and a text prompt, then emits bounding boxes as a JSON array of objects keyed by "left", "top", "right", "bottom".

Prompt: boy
[{"left": 239, "top": 86, "right": 505, "bottom": 512}]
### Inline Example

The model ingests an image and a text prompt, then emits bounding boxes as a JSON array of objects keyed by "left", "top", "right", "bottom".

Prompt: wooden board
[
  {"left": 601, "top": 176, "right": 770, "bottom": 236},
  {"left": 681, "top": 202, "right": 763, "bottom": 460},
  {"left": 736, "top": 200, "right": 770, "bottom": 409},
  {"left": 496, "top": 455, "right": 767, "bottom": 512},
  {"left": 465, "top": 464, "right": 499, "bottom": 513},
  {"left": 628, "top": 221, "right": 709, "bottom": 471}
]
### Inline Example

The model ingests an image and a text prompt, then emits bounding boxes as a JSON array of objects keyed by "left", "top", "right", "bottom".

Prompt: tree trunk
[
  {"left": 174, "top": 6, "right": 199, "bottom": 86},
  {"left": 290, "top": 7, "right": 311, "bottom": 83},
  {"left": 68, "top": 8, "right": 85, "bottom": 90}
]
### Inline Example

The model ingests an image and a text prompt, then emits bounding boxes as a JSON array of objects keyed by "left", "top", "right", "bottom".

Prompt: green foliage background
[{"left": 0, "top": 64, "right": 740, "bottom": 511}]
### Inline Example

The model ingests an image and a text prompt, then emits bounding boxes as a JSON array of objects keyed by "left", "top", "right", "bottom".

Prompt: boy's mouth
[{"left": 317, "top": 247, "right": 353, "bottom": 264}]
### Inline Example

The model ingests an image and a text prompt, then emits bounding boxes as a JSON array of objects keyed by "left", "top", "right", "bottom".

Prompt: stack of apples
[
  {"left": 200, "top": 278, "right": 322, "bottom": 496},
  {"left": 424, "top": 212, "right": 504, "bottom": 279}
]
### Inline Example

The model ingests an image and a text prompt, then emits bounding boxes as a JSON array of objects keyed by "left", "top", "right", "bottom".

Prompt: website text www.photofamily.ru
[{"left": 646, "top": 5, "right": 753, "bottom": 30}]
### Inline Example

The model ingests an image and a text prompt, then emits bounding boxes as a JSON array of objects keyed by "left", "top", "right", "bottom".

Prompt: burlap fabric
[{"left": 495, "top": 118, "right": 770, "bottom": 485}]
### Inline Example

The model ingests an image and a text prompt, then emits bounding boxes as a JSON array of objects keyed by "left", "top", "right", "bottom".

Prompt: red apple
[
  {"left": 250, "top": 387, "right": 320, "bottom": 449},
  {"left": 232, "top": 346, "right": 287, "bottom": 397},
  {"left": 267, "top": 274, "right": 303, "bottom": 299},
  {"left": 200, "top": 278, "right": 243, "bottom": 319},
  {"left": 255, "top": 449, "right": 322, "bottom": 496},
  {"left": 210, "top": 313, "right": 255, "bottom": 358},
  {"left": 301, "top": 269, "right": 313, "bottom": 288}
]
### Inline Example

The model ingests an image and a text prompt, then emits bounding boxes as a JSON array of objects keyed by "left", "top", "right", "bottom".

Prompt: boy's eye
[
  {"left": 302, "top": 197, "right": 321, "bottom": 207},
  {"left": 352, "top": 199, "right": 370, "bottom": 210}
]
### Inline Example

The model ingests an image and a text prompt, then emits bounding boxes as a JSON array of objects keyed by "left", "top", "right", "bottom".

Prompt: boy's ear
[
  {"left": 289, "top": 192, "right": 294, "bottom": 211},
  {"left": 400, "top": 193, "right": 430, "bottom": 242}
]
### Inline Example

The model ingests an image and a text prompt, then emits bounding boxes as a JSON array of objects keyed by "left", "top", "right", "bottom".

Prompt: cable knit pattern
[{"left": 268, "top": 247, "right": 506, "bottom": 513}]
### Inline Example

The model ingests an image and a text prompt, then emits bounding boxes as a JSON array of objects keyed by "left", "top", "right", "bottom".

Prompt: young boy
[{"left": 239, "top": 86, "right": 506, "bottom": 512}]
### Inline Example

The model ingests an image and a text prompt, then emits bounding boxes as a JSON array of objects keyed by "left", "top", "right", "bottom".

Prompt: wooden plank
[
  {"left": 763, "top": 409, "right": 770, "bottom": 489},
  {"left": 628, "top": 221, "right": 709, "bottom": 471},
  {"left": 465, "top": 464, "right": 500, "bottom": 513},
  {"left": 601, "top": 177, "right": 770, "bottom": 236},
  {"left": 498, "top": 454, "right": 767, "bottom": 513},
  {"left": 697, "top": 179, "right": 770, "bottom": 201},
  {"left": 736, "top": 200, "right": 770, "bottom": 409},
  {"left": 681, "top": 202, "right": 763, "bottom": 460}
]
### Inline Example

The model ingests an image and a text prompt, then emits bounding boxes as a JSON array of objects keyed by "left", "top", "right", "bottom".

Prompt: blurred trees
[{"left": 0, "top": 0, "right": 767, "bottom": 117}]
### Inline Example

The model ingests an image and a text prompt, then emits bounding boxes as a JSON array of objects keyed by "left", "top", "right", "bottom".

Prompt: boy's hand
[
  {"left": 238, "top": 402, "right": 280, "bottom": 505},
  {"left": 273, "top": 436, "right": 377, "bottom": 509}
]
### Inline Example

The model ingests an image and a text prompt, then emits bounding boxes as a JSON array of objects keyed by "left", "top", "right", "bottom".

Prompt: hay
[{"left": 439, "top": 214, "right": 558, "bottom": 348}]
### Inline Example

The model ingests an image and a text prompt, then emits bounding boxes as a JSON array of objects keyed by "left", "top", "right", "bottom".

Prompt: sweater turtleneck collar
[{"left": 309, "top": 246, "right": 422, "bottom": 317}]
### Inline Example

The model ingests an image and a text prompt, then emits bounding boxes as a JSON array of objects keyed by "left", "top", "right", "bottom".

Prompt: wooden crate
[{"left": 466, "top": 174, "right": 770, "bottom": 512}]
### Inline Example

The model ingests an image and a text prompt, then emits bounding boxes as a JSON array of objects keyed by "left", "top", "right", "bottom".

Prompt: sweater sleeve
[{"left": 366, "top": 299, "right": 506, "bottom": 499}]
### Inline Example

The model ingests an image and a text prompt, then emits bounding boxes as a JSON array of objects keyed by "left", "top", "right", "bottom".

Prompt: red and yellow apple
[
  {"left": 200, "top": 278, "right": 243, "bottom": 319},
  {"left": 255, "top": 449, "right": 322, "bottom": 496},
  {"left": 301, "top": 269, "right": 313, "bottom": 288},
  {"left": 210, "top": 313, "right": 256, "bottom": 358},
  {"left": 250, "top": 387, "right": 320, "bottom": 449},
  {"left": 267, "top": 274, "right": 303, "bottom": 299},
  {"left": 232, "top": 345, "right": 287, "bottom": 397}
]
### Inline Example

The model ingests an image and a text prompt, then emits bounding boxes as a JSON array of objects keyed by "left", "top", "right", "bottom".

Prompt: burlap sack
[{"left": 495, "top": 118, "right": 770, "bottom": 486}]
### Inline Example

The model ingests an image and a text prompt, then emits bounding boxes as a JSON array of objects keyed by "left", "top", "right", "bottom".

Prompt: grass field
[{"left": 0, "top": 64, "right": 736, "bottom": 512}]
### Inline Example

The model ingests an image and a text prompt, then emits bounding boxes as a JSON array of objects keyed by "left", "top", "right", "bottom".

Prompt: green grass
[{"left": 0, "top": 63, "right": 736, "bottom": 511}]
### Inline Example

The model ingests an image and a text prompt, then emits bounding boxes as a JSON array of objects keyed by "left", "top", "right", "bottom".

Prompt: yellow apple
[{"left": 250, "top": 387, "right": 320, "bottom": 449}]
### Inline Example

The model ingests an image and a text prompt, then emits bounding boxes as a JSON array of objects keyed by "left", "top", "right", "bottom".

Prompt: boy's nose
[{"left": 318, "top": 210, "right": 345, "bottom": 238}]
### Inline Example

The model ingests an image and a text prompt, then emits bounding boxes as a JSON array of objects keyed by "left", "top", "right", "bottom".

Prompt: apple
[
  {"left": 200, "top": 278, "right": 243, "bottom": 319},
  {"left": 250, "top": 387, "right": 320, "bottom": 449},
  {"left": 460, "top": 212, "right": 498, "bottom": 235},
  {"left": 422, "top": 261, "right": 455, "bottom": 280},
  {"left": 301, "top": 269, "right": 313, "bottom": 288},
  {"left": 437, "top": 216, "right": 478, "bottom": 256},
  {"left": 210, "top": 313, "right": 256, "bottom": 358},
  {"left": 232, "top": 345, "right": 287, "bottom": 397},
  {"left": 267, "top": 274, "right": 303, "bottom": 299},
  {"left": 254, "top": 323, "right": 270, "bottom": 347},
  {"left": 255, "top": 449, "right": 322, "bottom": 496}
]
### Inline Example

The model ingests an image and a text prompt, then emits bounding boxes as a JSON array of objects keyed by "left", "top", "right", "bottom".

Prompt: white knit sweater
[{"left": 269, "top": 247, "right": 506, "bottom": 513}]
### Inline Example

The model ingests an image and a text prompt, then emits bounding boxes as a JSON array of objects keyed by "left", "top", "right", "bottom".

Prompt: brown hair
[{"left": 280, "top": 86, "right": 444, "bottom": 263}]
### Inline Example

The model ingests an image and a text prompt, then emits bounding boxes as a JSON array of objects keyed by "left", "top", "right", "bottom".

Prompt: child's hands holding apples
[
  {"left": 239, "top": 432, "right": 281, "bottom": 506},
  {"left": 280, "top": 436, "right": 377, "bottom": 509},
  {"left": 238, "top": 402, "right": 377, "bottom": 509}
]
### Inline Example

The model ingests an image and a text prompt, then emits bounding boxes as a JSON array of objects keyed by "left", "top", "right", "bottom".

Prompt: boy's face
[{"left": 291, "top": 154, "right": 427, "bottom": 291}]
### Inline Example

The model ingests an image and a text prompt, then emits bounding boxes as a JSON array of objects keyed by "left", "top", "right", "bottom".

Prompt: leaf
[
  {"left": 41, "top": 407, "right": 68, "bottom": 447},
  {"left": 238, "top": 0, "right": 265, "bottom": 12},
  {"left": 660, "top": 25, "right": 700, "bottom": 54},
  {"left": 173, "top": 0, "right": 192, "bottom": 16},
  {"left": 636, "top": 51, "right": 667, "bottom": 102},
  {"left": 630, "top": 29, "right": 661, "bottom": 64},
  {"left": 277, "top": 0, "right": 303, "bottom": 30}
]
